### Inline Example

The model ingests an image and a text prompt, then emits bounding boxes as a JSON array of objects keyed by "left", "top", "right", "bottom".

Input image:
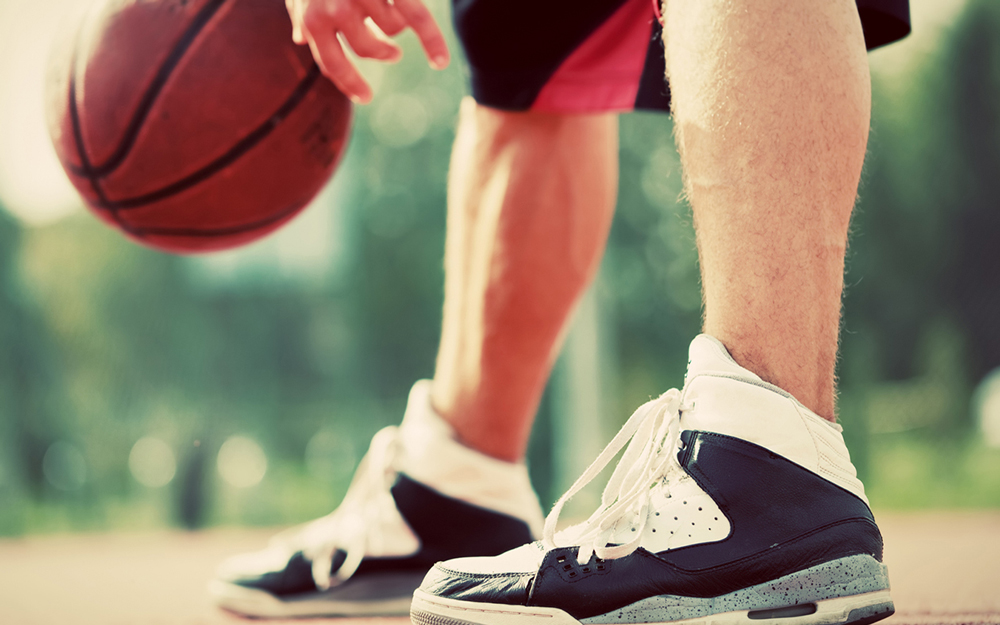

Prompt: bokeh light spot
[
  {"left": 371, "top": 93, "right": 429, "bottom": 148},
  {"left": 305, "top": 429, "right": 357, "bottom": 482},
  {"left": 975, "top": 368, "right": 1000, "bottom": 448},
  {"left": 128, "top": 437, "right": 177, "bottom": 488},
  {"left": 217, "top": 436, "right": 267, "bottom": 488},
  {"left": 42, "top": 441, "right": 87, "bottom": 491}
]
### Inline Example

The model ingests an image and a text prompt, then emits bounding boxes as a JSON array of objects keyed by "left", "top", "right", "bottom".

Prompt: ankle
[
  {"left": 705, "top": 330, "right": 838, "bottom": 421},
  {"left": 397, "top": 382, "right": 545, "bottom": 535},
  {"left": 429, "top": 380, "right": 533, "bottom": 463}
]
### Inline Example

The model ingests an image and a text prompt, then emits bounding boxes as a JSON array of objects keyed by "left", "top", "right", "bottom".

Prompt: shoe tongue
[{"left": 684, "top": 334, "right": 762, "bottom": 386}]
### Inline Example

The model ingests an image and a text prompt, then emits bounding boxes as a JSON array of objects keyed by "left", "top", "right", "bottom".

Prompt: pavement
[{"left": 0, "top": 511, "right": 997, "bottom": 625}]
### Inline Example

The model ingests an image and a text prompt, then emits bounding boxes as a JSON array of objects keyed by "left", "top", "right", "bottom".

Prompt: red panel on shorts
[{"left": 531, "top": 0, "right": 655, "bottom": 113}]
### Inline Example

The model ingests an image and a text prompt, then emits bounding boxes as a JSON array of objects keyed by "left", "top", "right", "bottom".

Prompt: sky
[{"left": 0, "top": 0, "right": 88, "bottom": 225}]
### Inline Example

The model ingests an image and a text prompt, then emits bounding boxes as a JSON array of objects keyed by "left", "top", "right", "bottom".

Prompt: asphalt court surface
[{"left": 0, "top": 512, "right": 997, "bottom": 625}]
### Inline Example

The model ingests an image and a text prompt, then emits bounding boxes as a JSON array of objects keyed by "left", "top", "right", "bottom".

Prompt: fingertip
[
  {"left": 379, "top": 44, "right": 403, "bottom": 62},
  {"left": 349, "top": 89, "right": 373, "bottom": 105},
  {"left": 431, "top": 54, "right": 449, "bottom": 70}
]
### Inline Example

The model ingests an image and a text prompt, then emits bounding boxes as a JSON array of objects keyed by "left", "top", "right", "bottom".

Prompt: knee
[
  {"left": 462, "top": 97, "right": 571, "bottom": 139},
  {"left": 460, "top": 97, "right": 614, "bottom": 152}
]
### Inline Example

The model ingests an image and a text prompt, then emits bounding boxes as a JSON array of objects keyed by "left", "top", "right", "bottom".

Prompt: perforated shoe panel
[{"left": 632, "top": 472, "right": 729, "bottom": 553}]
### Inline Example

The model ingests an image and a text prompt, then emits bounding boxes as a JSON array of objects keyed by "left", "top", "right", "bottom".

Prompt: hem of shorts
[{"left": 529, "top": 78, "right": 642, "bottom": 114}]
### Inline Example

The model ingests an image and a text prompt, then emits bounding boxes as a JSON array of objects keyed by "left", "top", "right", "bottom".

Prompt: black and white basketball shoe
[
  {"left": 412, "top": 335, "right": 894, "bottom": 625},
  {"left": 210, "top": 381, "right": 544, "bottom": 618}
]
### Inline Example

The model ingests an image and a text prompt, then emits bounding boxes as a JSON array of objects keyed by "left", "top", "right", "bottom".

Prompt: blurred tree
[
  {"left": 841, "top": 0, "right": 1000, "bottom": 442},
  {"left": 945, "top": 0, "right": 1000, "bottom": 383},
  {"left": 0, "top": 204, "right": 70, "bottom": 533}
]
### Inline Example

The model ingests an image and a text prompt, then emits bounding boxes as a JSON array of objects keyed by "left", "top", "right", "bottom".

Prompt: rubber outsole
[{"left": 209, "top": 570, "right": 424, "bottom": 618}]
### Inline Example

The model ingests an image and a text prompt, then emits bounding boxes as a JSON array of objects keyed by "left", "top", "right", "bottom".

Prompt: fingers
[
  {"left": 286, "top": 0, "right": 306, "bottom": 43},
  {"left": 358, "top": 0, "right": 406, "bottom": 36},
  {"left": 339, "top": 17, "right": 402, "bottom": 62},
  {"left": 392, "top": 0, "right": 450, "bottom": 69},
  {"left": 300, "top": 2, "right": 397, "bottom": 103},
  {"left": 288, "top": 0, "right": 451, "bottom": 103},
  {"left": 306, "top": 32, "right": 373, "bottom": 103}
]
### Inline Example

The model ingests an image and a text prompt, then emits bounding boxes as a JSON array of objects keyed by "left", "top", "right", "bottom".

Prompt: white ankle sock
[{"left": 397, "top": 381, "right": 545, "bottom": 537}]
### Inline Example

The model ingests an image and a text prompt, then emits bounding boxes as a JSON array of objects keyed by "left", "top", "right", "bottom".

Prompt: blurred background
[{"left": 0, "top": 0, "right": 998, "bottom": 538}]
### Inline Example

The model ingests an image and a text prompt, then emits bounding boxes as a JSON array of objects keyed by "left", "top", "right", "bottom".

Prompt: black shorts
[{"left": 452, "top": 0, "right": 911, "bottom": 113}]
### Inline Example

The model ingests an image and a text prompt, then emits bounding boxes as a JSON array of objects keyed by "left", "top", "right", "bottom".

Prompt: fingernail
[
  {"left": 348, "top": 94, "right": 363, "bottom": 104},
  {"left": 432, "top": 55, "right": 448, "bottom": 69}
]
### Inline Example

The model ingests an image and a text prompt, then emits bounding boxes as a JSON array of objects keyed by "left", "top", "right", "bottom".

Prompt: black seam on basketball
[
  {"left": 125, "top": 201, "right": 304, "bottom": 238},
  {"left": 66, "top": 0, "right": 229, "bottom": 178},
  {"left": 68, "top": 28, "right": 132, "bottom": 232},
  {"left": 99, "top": 64, "right": 322, "bottom": 212}
]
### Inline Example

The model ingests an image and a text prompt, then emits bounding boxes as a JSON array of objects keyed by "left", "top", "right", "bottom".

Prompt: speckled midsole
[
  {"left": 411, "top": 554, "right": 892, "bottom": 625},
  {"left": 583, "top": 554, "right": 890, "bottom": 623}
]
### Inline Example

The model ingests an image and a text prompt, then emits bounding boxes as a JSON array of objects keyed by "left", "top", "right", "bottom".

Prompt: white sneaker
[
  {"left": 210, "top": 380, "right": 544, "bottom": 618},
  {"left": 412, "top": 335, "right": 893, "bottom": 625}
]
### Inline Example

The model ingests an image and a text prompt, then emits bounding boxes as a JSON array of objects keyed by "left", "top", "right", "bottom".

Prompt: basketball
[{"left": 45, "top": 0, "right": 352, "bottom": 253}]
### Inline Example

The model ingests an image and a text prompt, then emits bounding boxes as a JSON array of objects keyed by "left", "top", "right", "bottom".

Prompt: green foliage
[{"left": 838, "top": 0, "right": 1000, "bottom": 505}]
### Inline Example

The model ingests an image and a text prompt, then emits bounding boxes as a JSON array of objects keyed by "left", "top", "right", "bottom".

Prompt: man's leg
[
  {"left": 665, "top": 0, "right": 870, "bottom": 421},
  {"left": 213, "top": 99, "right": 618, "bottom": 617},
  {"left": 413, "top": 3, "right": 896, "bottom": 624},
  {"left": 431, "top": 98, "right": 618, "bottom": 462}
]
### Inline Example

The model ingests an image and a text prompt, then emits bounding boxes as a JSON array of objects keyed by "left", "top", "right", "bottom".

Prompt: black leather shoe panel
[
  {"left": 669, "top": 431, "right": 883, "bottom": 569},
  {"left": 392, "top": 474, "right": 535, "bottom": 565},
  {"left": 530, "top": 547, "right": 675, "bottom": 617},
  {"left": 233, "top": 551, "right": 319, "bottom": 595},
  {"left": 236, "top": 473, "right": 534, "bottom": 598},
  {"left": 517, "top": 432, "right": 885, "bottom": 620},
  {"left": 421, "top": 563, "right": 534, "bottom": 605}
]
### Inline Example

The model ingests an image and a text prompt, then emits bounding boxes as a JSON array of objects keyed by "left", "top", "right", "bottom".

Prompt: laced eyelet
[{"left": 540, "top": 389, "right": 684, "bottom": 564}]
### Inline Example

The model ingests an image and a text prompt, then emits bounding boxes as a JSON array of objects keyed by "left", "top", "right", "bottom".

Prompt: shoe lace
[
  {"left": 288, "top": 426, "right": 401, "bottom": 591},
  {"left": 542, "top": 389, "right": 684, "bottom": 565}
]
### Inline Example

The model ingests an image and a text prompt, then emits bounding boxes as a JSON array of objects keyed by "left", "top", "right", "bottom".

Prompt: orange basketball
[{"left": 45, "top": 0, "right": 352, "bottom": 253}]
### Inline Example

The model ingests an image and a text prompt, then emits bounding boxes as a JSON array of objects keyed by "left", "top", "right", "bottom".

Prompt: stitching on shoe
[
  {"left": 657, "top": 517, "right": 878, "bottom": 574},
  {"left": 815, "top": 433, "right": 849, "bottom": 459},
  {"left": 793, "top": 404, "right": 823, "bottom": 472},
  {"left": 436, "top": 566, "right": 534, "bottom": 581},
  {"left": 815, "top": 451, "right": 858, "bottom": 490},
  {"left": 422, "top": 601, "right": 552, "bottom": 618}
]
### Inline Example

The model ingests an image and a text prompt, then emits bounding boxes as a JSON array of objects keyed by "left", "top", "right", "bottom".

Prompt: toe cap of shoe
[{"left": 419, "top": 561, "right": 534, "bottom": 606}]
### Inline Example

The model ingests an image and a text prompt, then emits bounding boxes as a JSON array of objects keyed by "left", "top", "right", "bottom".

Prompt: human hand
[{"left": 286, "top": 0, "right": 450, "bottom": 104}]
